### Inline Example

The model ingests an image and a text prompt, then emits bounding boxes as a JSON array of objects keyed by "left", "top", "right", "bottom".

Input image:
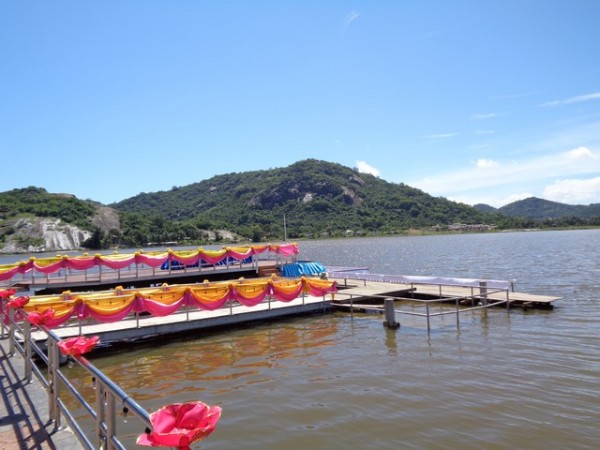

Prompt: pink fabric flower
[
  {"left": 137, "top": 401, "right": 222, "bottom": 449},
  {"left": 58, "top": 335, "right": 100, "bottom": 357},
  {"left": 26, "top": 309, "right": 55, "bottom": 325},
  {"left": 7, "top": 296, "right": 29, "bottom": 309},
  {"left": 0, "top": 289, "right": 16, "bottom": 299}
]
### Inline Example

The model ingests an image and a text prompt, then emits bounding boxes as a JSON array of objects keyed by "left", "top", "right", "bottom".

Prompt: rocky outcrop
[
  {"left": 91, "top": 206, "right": 120, "bottom": 232},
  {"left": 0, "top": 217, "right": 91, "bottom": 254}
]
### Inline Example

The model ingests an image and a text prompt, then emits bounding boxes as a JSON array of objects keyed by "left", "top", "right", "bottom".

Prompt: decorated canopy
[
  {"left": 8, "top": 275, "right": 336, "bottom": 328},
  {"left": 0, "top": 243, "right": 299, "bottom": 282}
]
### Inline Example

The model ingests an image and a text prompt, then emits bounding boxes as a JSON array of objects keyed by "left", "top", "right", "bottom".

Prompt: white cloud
[
  {"left": 475, "top": 158, "right": 499, "bottom": 169},
  {"left": 356, "top": 160, "right": 380, "bottom": 177},
  {"left": 564, "top": 146, "right": 598, "bottom": 160},
  {"left": 422, "top": 133, "right": 458, "bottom": 139},
  {"left": 449, "top": 192, "right": 533, "bottom": 208},
  {"left": 541, "top": 92, "right": 600, "bottom": 107},
  {"left": 470, "top": 113, "right": 498, "bottom": 120},
  {"left": 407, "top": 146, "right": 600, "bottom": 204},
  {"left": 543, "top": 177, "right": 600, "bottom": 204},
  {"left": 343, "top": 10, "right": 359, "bottom": 30}
]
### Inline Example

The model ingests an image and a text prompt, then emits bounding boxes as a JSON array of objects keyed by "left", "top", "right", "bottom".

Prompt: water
[{"left": 20, "top": 230, "right": 600, "bottom": 448}]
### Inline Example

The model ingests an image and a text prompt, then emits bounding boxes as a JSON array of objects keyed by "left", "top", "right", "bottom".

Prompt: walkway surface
[{"left": 0, "top": 337, "right": 82, "bottom": 450}]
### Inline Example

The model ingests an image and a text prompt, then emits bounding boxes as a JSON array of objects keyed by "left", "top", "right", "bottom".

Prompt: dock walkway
[
  {"left": 29, "top": 294, "right": 331, "bottom": 345},
  {"left": 330, "top": 277, "right": 560, "bottom": 308},
  {"left": 0, "top": 337, "right": 82, "bottom": 449}
]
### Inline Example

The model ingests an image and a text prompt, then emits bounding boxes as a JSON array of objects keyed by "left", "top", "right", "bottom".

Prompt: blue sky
[{"left": 1, "top": 1, "right": 599, "bottom": 207}]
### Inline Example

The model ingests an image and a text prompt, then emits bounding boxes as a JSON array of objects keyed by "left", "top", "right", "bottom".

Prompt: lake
[{"left": 29, "top": 230, "right": 600, "bottom": 448}]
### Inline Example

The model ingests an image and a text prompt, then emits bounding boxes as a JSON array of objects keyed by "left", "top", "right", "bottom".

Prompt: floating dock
[
  {"left": 8, "top": 260, "right": 280, "bottom": 295},
  {"left": 29, "top": 294, "right": 330, "bottom": 346},
  {"left": 328, "top": 274, "right": 560, "bottom": 310},
  {"left": 16, "top": 272, "right": 561, "bottom": 347}
]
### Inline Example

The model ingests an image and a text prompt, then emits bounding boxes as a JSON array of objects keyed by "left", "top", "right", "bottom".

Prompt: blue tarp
[
  {"left": 280, "top": 261, "right": 326, "bottom": 277},
  {"left": 161, "top": 256, "right": 253, "bottom": 270}
]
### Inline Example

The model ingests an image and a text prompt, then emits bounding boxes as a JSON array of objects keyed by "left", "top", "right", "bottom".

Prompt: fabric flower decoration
[
  {"left": 7, "top": 296, "right": 29, "bottom": 309},
  {"left": 26, "top": 309, "right": 55, "bottom": 326},
  {"left": 0, "top": 289, "right": 16, "bottom": 299},
  {"left": 136, "top": 401, "right": 222, "bottom": 449},
  {"left": 58, "top": 335, "right": 100, "bottom": 357}
]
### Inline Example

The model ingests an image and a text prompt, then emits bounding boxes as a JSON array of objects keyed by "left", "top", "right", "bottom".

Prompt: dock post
[
  {"left": 8, "top": 308, "right": 15, "bottom": 356},
  {"left": 455, "top": 297, "right": 460, "bottom": 329},
  {"left": 24, "top": 320, "right": 32, "bottom": 383},
  {"left": 383, "top": 298, "right": 399, "bottom": 329},
  {"left": 479, "top": 282, "right": 488, "bottom": 306}
]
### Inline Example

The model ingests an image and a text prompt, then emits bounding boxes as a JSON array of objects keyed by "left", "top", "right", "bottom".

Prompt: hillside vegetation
[
  {"left": 497, "top": 197, "right": 600, "bottom": 219},
  {"left": 2, "top": 161, "right": 599, "bottom": 252},
  {"left": 112, "top": 159, "right": 500, "bottom": 244},
  {"left": 0, "top": 187, "right": 119, "bottom": 252}
]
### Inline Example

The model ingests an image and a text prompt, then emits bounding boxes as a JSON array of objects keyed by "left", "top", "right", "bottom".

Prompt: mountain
[
  {"left": 0, "top": 187, "right": 119, "bottom": 253},
  {"left": 473, "top": 203, "right": 497, "bottom": 213},
  {"left": 3, "top": 162, "right": 598, "bottom": 254},
  {"left": 112, "top": 159, "right": 495, "bottom": 241},
  {"left": 498, "top": 197, "right": 600, "bottom": 219}
]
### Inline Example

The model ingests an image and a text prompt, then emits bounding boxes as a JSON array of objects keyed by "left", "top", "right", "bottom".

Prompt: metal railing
[
  {"left": 3, "top": 307, "right": 152, "bottom": 450},
  {"left": 332, "top": 275, "right": 513, "bottom": 332}
]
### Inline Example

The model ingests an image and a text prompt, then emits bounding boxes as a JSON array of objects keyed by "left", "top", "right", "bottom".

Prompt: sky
[{"left": 1, "top": 1, "right": 599, "bottom": 208}]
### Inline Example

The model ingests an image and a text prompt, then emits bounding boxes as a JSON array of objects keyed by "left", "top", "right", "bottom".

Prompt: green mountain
[
  {"left": 112, "top": 159, "right": 495, "bottom": 241},
  {"left": 498, "top": 197, "right": 600, "bottom": 219},
  {"left": 0, "top": 187, "right": 120, "bottom": 252},
  {"left": 473, "top": 203, "right": 498, "bottom": 213},
  {"left": 3, "top": 162, "right": 598, "bottom": 253}
]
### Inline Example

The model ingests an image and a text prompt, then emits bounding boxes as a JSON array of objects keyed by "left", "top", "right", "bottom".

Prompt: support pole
[
  {"left": 24, "top": 321, "right": 32, "bottom": 383},
  {"left": 383, "top": 298, "right": 399, "bottom": 329},
  {"left": 48, "top": 339, "right": 61, "bottom": 429},
  {"left": 479, "top": 281, "right": 488, "bottom": 306},
  {"left": 455, "top": 297, "right": 460, "bottom": 329}
]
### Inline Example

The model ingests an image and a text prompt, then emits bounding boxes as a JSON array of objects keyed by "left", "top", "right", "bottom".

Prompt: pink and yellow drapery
[
  {"left": 16, "top": 276, "right": 336, "bottom": 328},
  {"left": 0, "top": 243, "right": 299, "bottom": 282}
]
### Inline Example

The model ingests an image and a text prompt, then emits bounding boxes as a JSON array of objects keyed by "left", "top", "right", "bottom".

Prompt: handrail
[
  {"left": 4, "top": 306, "right": 152, "bottom": 450},
  {"left": 331, "top": 274, "right": 512, "bottom": 332}
]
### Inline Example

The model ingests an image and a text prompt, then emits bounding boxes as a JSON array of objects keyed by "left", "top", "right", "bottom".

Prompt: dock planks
[{"left": 330, "top": 277, "right": 560, "bottom": 308}]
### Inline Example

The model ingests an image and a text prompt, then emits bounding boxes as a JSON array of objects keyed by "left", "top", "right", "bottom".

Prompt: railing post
[
  {"left": 24, "top": 320, "right": 33, "bottom": 383},
  {"left": 0, "top": 301, "right": 5, "bottom": 339},
  {"left": 47, "top": 339, "right": 61, "bottom": 428},
  {"left": 96, "top": 380, "right": 106, "bottom": 449},
  {"left": 8, "top": 308, "right": 15, "bottom": 356},
  {"left": 426, "top": 301, "right": 431, "bottom": 333},
  {"left": 106, "top": 392, "right": 117, "bottom": 450}
]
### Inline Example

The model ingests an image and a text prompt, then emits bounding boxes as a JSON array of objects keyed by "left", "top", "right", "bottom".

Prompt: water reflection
[
  {"left": 65, "top": 315, "right": 339, "bottom": 407},
  {"left": 47, "top": 231, "right": 600, "bottom": 448}
]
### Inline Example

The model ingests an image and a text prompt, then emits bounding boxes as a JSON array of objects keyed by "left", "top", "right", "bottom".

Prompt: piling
[
  {"left": 383, "top": 298, "right": 399, "bottom": 329},
  {"left": 479, "top": 281, "right": 488, "bottom": 306}
]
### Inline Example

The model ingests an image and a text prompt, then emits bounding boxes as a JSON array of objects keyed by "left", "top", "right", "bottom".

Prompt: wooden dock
[
  {"left": 7, "top": 265, "right": 563, "bottom": 347},
  {"left": 329, "top": 277, "right": 560, "bottom": 310},
  {"left": 9, "top": 260, "right": 279, "bottom": 294},
  {"left": 26, "top": 294, "right": 331, "bottom": 346}
]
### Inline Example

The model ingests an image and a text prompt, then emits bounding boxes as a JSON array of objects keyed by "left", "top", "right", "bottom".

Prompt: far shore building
[{"left": 447, "top": 223, "right": 497, "bottom": 231}]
